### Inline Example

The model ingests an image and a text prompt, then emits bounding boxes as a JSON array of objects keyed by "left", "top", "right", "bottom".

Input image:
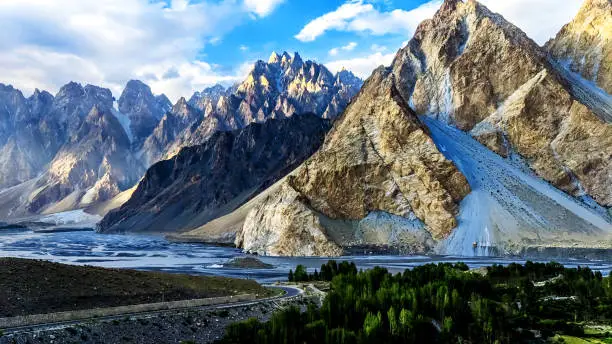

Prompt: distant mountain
[
  {"left": 0, "top": 85, "right": 55, "bottom": 189},
  {"left": 0, "top": 52, "right": 362, "bottom": 219},
  {"left": 188, "top": 84, "right": 226, "bottom": 112},
  {"left": 142, "top": 51, "right": 363, "bottom": 165},
  {"left": 28, "top": 106, "right": 143, "bottom": 213},
  {"left": 98, "top": 114, "right": 331, "bottom": 235},
  {"left": 117, "top": 80, "right": 172, "bottom": 149}
]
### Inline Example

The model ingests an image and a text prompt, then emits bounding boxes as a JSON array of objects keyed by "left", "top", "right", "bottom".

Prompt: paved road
[{"left": 1, "top": 285, "right": 303, "bottom": 336}]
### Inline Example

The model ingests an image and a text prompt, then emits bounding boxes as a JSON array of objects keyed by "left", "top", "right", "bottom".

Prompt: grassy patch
[
  {"left": 0, "top": 258, "right": 274, "bottom": 317},
  {"left": 553, "top": 335, "right": 612, "bottom": 344}
]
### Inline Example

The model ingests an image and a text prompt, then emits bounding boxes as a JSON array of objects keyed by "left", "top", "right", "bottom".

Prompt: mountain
[
  {"left": 27, "top": 106, "right": 143, "bottom": 213},
  {"left": 390, "top": 0, "right": 611, "bottom": 207},
  {"left": 116, "top": 80, "right": 172, "bottom": 149},
  {"left": 141, "top": 51, "right": 363, "bottom": 165},
  {"left": 98, "top": 114, "right": 331, "bottom": 235},
  {"left": 0, "top": 53, "right": 362, "bottom": 220},
  {"left": 188, "top": 84, "right": 226, "bottom": 112},
  {"left": 545, "top": 0, "right": 611, "bottom": 94},
  {"left": 173, "top": 0, "right": 612, "bottom": 257},
  {"left": 0, "top": 85, "right": 55, "bottom": 189},
  {"left": 177, "top": 68, "right": 470, "bottom": 256},
  {"left": 140, "top": 97, "right": 202, "bottom": 167}
]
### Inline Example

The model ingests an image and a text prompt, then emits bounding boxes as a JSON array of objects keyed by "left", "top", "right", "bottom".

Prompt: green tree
[{"left": 363, "top": 311, "right": 382, "bottom": 337}]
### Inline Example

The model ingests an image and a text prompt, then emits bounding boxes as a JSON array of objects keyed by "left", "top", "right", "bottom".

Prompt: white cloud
[
  {"left": 298, "top": 0, "right": 582, "bottom": 45},
  {"left": 318, "top": 0, "right": 583, "bottom": 80},
  {"left": 244, "top": 0, "right": 285, "bottom": 17},
  {"left": 0, "top": 0, "right": 281, "bottom": 102},
  {"left": 325, "top": 52, "right": 395, "bottom": 79},
  {"left": 370, "top": 44, "right": 387, "bottom": 52},
  {"left": 240, "top": 45, "right": 249, "bottom": 51},
  {"left": 343, "top": 42, "right": 358, "bottom": 51},
  {"left": 295, "top": 0, "right": 441, "bottom": 42},
  {"left": 478, "top": 0, "right": 583, "bottom": 45},
  {"left": 329, "top": 41, "right": 358, "bottom": 56}
]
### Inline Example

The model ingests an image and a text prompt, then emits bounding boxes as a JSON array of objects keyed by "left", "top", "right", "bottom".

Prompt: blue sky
[{"left": 0, "top": 0, "right": 583, "bottom": 101}]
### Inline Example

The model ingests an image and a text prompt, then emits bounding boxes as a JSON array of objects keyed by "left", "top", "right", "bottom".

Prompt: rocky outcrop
[
  {"left": 117, "top": 80, "right": 171, "bottom": 149},
  {"left": 98, "top": 114, "right": 331, "bottom": 234},
  {"left": 206, "top": 67, "right": 469, "bottom": 256},
  {"left": 390, "top": 0, "right": 612, "bottom": 207},
  {"left": 545, "top": 0, "right": 611, "bottom": 94}
]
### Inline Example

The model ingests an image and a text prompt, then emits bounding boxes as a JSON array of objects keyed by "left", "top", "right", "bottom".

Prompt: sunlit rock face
[
  {"left": 546, "top": 0, "right": 612, "bottom": 94},
  {"left": 390, "top": 0, "right": 612, "bottom": 207},
  {"left": 28, "top": 106, "right": 143, "bottom": 213},
  {"left": 232, "top": 67, "right": 469, "bottom": 256}
]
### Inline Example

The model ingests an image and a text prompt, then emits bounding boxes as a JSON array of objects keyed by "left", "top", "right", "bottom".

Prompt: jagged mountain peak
[
  {"left": 188, "top": 84, "right": 226, "bottom": 111},
  {"left": 173, "top": 96, "right": 189, "bottom": 109},
  {"left": 268, "top": 51, "right": 281, "bottom": 64},
  {"left": 124, "top": 79, "right": 150, "bottom": 91}
]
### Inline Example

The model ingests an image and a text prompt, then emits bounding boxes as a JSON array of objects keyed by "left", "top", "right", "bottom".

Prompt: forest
[{"left": 218, "top": 261, "right": 612, "bottom": 343}]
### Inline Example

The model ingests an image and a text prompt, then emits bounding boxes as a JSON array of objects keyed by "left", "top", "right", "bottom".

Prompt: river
[{"left": 2, "top": 229, "right": 612, "bottom": 283}]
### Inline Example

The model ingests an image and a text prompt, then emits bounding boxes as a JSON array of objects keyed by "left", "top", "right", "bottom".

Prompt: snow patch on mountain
[
  {"left": 112, "top": 107, "right": 133, "bottom": 143},
  {"left": 39, "top": 209, "right": 101, "bottom": 227}
]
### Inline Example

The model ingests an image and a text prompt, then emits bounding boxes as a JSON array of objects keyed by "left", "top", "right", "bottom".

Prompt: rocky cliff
[
  {"left": 390, "top": 0, "right": 612, "bottom": 208},
  {"left": 546, "top": 0, "right": 611, "bottom": 94},
  {"left": 98, "top": 114, "right": 331, "bottom": 234}
]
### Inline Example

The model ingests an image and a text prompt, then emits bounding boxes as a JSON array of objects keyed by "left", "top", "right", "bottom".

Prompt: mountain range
[
  {"left": 0, "top": 53, "right": 362, "bottom": 219},
  {"left": 1, "top": 0, "right": 611, "bottom": 258}
]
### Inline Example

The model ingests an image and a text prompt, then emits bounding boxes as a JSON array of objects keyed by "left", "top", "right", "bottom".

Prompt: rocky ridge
[
  {"left": 390, "top": 0, "right": 612, "bottom": 207},
  {"left": 546, "top": 0, "right": 611, "bottom": 94},
  {"left": 0, "top": 52, "right": 360, "bottom": 219},
  {"left": 144, "top": 52, "right": 363, "bottom": 164}
]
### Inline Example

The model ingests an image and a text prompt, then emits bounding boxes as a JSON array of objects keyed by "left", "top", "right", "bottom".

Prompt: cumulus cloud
[
  {"left": 478, "top": 0, "right": 582, "bottom": 44},
  {"left": 329, "top": 42, "right": 358, "bottom": 56},
  {"left": 320, "top": 0, "right": 583, "bottom": 81},
  {"left": 0, "top": 0, "right": 280, "bottom": 101},
  {"left": 325, "top": 52, "right": 395, "bottom": 79},
  {"left": 244, "top": 0, "right": 285, "bottom": 17},
  {"left": 295, "top": 0, "right": 441, "bottom": 42}
]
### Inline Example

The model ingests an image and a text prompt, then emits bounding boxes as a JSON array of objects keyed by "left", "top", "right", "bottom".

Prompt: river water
[{"left": 2, "top": 229, "right": 612, "bottom": 283}]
